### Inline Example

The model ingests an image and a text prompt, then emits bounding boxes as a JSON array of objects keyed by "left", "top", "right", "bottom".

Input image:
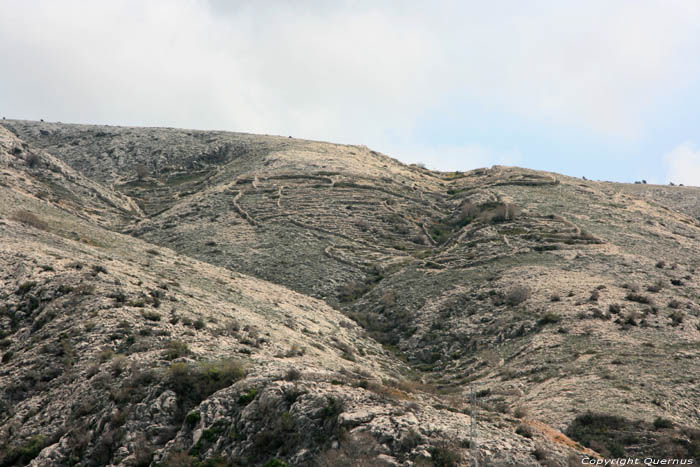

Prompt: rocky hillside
[{"left": 1, "top": 119, "right": 699, "bottom": 466}]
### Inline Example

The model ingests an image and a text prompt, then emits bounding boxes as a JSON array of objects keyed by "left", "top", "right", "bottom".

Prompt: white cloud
[
  {"left": 664, "top": 143, "right": 700, "bottom": 187},
  {"left": 0, "top": 1, "right": 699, "bottom": 169},
  {"left": 388, "top": 143, "right": 521, "bottom": 172}
]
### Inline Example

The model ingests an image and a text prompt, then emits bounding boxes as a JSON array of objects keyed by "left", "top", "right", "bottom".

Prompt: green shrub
[
  {"left": 566, "top": 412, "right": 628, "bottom": 457},
  {"left": 238, "top": 388, "right": 257, "bottom": 406},
  {"left": 141, "top": 310, "right": 161, "bottom": 321},
  {"left": 167, "top": 358, "right": 245, "bottom": 405},
  {"left": 428, "top": 223, "right": 452, "bottom": 244},
  {"left": 320, "top": 396, "right": 344, "bottom": 422},
  {"left": 163, "top": 340, "right": 190, "bottom": 360},
  {"left": 428, "top": 444, "right": 461, "bottom": 467},
  {"left": 262, "top": 459, "right": 288, "bottom": 467},
  {"left": 654, "top": 417, "right": 673, "bottom": 429},
  {"left": 538, "top": 312, "right": 561, "bottom": 325},
  {"left": 337, "top": 282, "right": 370, "bottom": 303},
  {"left": 185, "top": 411, "right": 201, "bottom": 427},
  {"left": 1, "top": 434, "right": 46, "bottom": 466}
]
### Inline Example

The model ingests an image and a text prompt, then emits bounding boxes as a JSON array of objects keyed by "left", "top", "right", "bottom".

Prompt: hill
[{"left": 1, "top": 119, "right": 699, "bottom": 466}]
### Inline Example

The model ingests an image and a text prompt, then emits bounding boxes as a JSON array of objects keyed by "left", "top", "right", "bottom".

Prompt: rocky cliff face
[{"left": 1, "top": 119, "right": 699, "bottom": 466}]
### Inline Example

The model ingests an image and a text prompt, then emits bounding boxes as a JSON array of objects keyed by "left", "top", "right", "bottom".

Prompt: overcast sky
[{"left": 1, "top": 1, "right": 699, "bottom": 185}]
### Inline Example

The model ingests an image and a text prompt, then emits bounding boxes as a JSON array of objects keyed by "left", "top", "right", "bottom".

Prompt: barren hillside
[{"left": 1, "top": 119, "right": 699, "bottom": 466}]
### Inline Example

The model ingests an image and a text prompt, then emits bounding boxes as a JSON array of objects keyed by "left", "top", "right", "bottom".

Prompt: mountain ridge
[{"left": 1, "top": 119, "right": 699, "bottom": 466}]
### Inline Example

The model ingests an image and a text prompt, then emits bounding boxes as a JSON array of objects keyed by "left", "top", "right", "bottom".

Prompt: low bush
[
  {"left": 10, "top": 210, "right": 48, "bottom": 230},
  {"left": 284, "top": 344, "right": 305, "bottom": 358},
  {"left": 262, "top": 459, "right": 288, "bottom": 467},
  {"left": 337, "top": 282, "right": 370, "bottom": 303},
  {"left": 626, "top": 293, "right": 652, "bottom": 304},
  {"left": 163, "top": 340, "right": 190, "bottom": 360},
  {"left": 513, "top": 406, "right": 529, "bottom": 419},
  {"left": 505, "top": 286, "right": 531, "bottom": 306},
  {"left": 516, "top": 424, "right": 533, "bottom": 438},
  {"left": 654, "top": 417, "right": 673, "bottom": 429},
  {"left": 0, "top": 434, "right": 46, "bottom": 466},
  {"left": 428, "top": 443, "right": 462, "bottom": 467},
  {"left": 669, "top": 311, "right": 684, "bottom": 326},
  {"left": 566, "top": 412, "right": 628, "bottom": 457},
  {"left": 167, "top": 358, "right": 245, "bottom": 406},
  {"left": 538, "top": 312, "right": 561, "bottom": 325},
  {"left": 141, "top": 310, "right": 161, "bottom": 322},
  {"left": 238, "top": 388, "right": 257, "bottom": 406},
  {"left": 25, "top": 153, "right": 41, "bottom": 167},
  {"left": 185, "top": 411, "right": 201, "bottom": 427},
  {"left": 193, "top": 317, "right": 206, "bottom": 330}
]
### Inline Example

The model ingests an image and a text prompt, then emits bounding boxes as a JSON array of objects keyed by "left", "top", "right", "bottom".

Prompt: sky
[{"left": 1, "top": 1, "right": 699, "bottom": 186}]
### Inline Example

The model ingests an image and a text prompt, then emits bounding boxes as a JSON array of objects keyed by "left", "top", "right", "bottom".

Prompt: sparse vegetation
[
  {"left": 10, "top": 210, "right": 48, "bottom": 230},
  {"left": 163, "top": 340, "right": 190, "bottom": 360},
  {"left": 516, "top": 424, "right": 533, "bottom": 438},
  {"left": 193, "top": 317, "right": 206, "bottom": 330},
  {"left": 0, "top": 434, "right": 46, "bottom": 466},
  {"left": 566, "top": 412, "right": 627, "bottom": 457},
  {"left": 4, "top": 120, "right": 700, "bottom": 466},
  {"left": 185, "top": 410, "right": 201, "bottom": 427},
  {"left": 141, "top": 310, "right": 161, "bottom": 321},
  {"left": 505, "top": 285, "right": 531, "bottom": 306},
  {"left": 238, "top": 388, "right": 258, "bottom": 406},
  {"left": 626, "top": 293, "right": 653, "bottom": 304},
  {"left": 654, "top": 417, "right": 673, "bottom": 429},
  {"left": 25, "top": 152, "right": 40, "bottom": 167},
  {"left": 167, "top": 358, "right": 245, "bottom": 406},
  {"left": 538, "top": 312, "right": 561, "bottom": 325},
  {"left": 427, "top": 443, "right": 462, "bottom": 467}
]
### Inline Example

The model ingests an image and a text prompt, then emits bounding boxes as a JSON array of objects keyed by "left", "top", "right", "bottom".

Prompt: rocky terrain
[{"left": 1, "top": 119, "right": 699, "bottom": 466}]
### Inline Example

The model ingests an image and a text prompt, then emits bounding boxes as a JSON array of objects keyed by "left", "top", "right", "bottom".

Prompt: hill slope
[{"left": 1, "top": 119, "right": 700, "bottom": 466}]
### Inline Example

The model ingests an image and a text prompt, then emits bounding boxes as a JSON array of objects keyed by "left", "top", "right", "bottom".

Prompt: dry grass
[{"left": 10, "top": 210, "right": 48, "bottom": 230}]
